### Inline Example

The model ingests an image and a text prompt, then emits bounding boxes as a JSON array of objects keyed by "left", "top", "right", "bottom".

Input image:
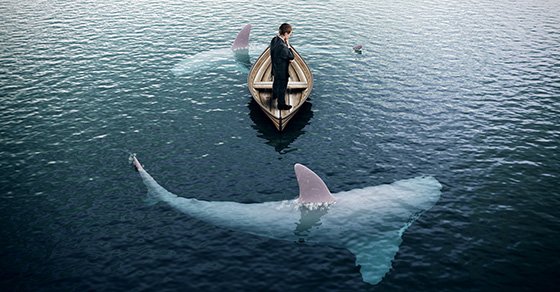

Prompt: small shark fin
[
  {"left": 294, "top": 164, "right": 335, "bottom": 204},
  {"left": 231, "top": 24, "right": 252, "bottom": 51}
]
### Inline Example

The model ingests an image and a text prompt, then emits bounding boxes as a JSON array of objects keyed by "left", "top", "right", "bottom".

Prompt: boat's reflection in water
[{"left": 248, "top": 99, "right": 314, "bottom": 153}]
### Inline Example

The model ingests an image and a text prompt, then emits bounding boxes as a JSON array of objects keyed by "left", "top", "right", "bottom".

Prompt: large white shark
[
  {"left": 172, "top": 24, "right": 253, "bottom": 75},
  {"left": 131, "top": 155, "right": 442, "bottom": 285}
]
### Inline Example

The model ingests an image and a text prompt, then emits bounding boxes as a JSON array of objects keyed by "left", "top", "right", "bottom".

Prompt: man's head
[{"left": 278, "top": 23, "right": 292, "bottom": 37}]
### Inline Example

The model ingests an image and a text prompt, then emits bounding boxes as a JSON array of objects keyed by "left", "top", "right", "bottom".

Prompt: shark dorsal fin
[
  {"left": 231, "top": 24, "right": 252, "bottom": 51},
  {"left": 294, "top": 164, "right": 335, "bottom": 204}
]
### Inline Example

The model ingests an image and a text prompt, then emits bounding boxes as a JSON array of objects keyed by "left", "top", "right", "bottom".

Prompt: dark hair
[{"left": 278, "top": 23, "right": 292, "bottom": 35}]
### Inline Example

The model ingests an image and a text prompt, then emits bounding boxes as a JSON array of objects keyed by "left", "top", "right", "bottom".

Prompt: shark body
[
  {"left": 172, "top": 24, "right": 252, "bottom": 75},
  {"left": 131, "top": 155, "right": 441, "bottom": 285}
]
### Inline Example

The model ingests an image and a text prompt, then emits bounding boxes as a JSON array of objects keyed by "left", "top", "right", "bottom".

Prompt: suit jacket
[{"left": 270, "top": 36, "right": 294, "bottom": 81}]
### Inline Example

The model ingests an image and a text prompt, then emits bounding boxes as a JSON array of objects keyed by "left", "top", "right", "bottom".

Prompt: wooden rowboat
[{"left": 247, "top": 46, "right": 313, "bottom": 131}]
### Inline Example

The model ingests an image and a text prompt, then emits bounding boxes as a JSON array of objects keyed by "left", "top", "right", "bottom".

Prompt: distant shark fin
[
  {"left": 294, "top": 164, "right": 336, "bottom": 204},
  {"left": 231, "top": 24, "right": 252, "bottom": 51}
]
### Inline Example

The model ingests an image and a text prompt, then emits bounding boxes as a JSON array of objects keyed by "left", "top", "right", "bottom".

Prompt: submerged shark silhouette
[
  {"left": 172, "top": 24, "right": 252, "bottom": 75},
  {"left": 131, "top": 155, "right": 442, "bottom": 285}
]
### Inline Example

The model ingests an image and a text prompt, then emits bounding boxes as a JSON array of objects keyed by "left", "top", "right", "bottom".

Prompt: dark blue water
[{"left": 1, "top": 0, "right": 559, "bottom": 290}]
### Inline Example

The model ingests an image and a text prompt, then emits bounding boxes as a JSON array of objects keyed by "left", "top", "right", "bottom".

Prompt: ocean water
[{"left": 1, "top": 0, "right": 559, "bottom": 290}]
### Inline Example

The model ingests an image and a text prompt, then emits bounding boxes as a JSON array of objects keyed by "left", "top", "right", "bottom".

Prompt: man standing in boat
[{"left": 270, "top": 23, "right": 295, "bottom": 111}]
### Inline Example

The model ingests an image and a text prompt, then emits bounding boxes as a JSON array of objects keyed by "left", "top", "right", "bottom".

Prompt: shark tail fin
[
  {"left": 294, "top": 164, "right": 336, "bottom": 204},
  {"left": 129, "top": 153, "right": 144, "bottom": 172}
]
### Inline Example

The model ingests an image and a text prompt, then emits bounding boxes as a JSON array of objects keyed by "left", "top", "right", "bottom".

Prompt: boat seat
[{"left": 253, "top": 81, "right": 308, "bottom": 89}]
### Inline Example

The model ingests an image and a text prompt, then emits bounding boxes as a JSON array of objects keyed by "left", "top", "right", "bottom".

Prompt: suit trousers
[{"left": 272, "top": 77, "right": 289, "bottom": 106}]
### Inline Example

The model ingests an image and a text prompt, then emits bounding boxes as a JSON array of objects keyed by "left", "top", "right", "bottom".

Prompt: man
[{"left": 270, "top": 23, "right": 295, "bottom": 110}]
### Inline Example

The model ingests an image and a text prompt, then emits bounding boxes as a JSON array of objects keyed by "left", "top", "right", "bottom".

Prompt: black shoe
[{"left": 278, "top": 104, "right": 292, "bottom": 110}]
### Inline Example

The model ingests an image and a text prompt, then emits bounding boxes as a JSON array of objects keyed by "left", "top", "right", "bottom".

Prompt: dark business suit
[{"left": 270, "top": 36, "right": 294, "bottom": 107}]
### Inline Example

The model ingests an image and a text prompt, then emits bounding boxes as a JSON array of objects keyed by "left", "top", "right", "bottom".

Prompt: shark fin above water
[
  {"left": 294, "top": 163, "right": 335, "bottom": 204},
  {"left": 231, "top": 24, "right": 252, "bottom": 51},
  {"left": 130, "top": 155, "right": 442, "bottom": 285}
]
